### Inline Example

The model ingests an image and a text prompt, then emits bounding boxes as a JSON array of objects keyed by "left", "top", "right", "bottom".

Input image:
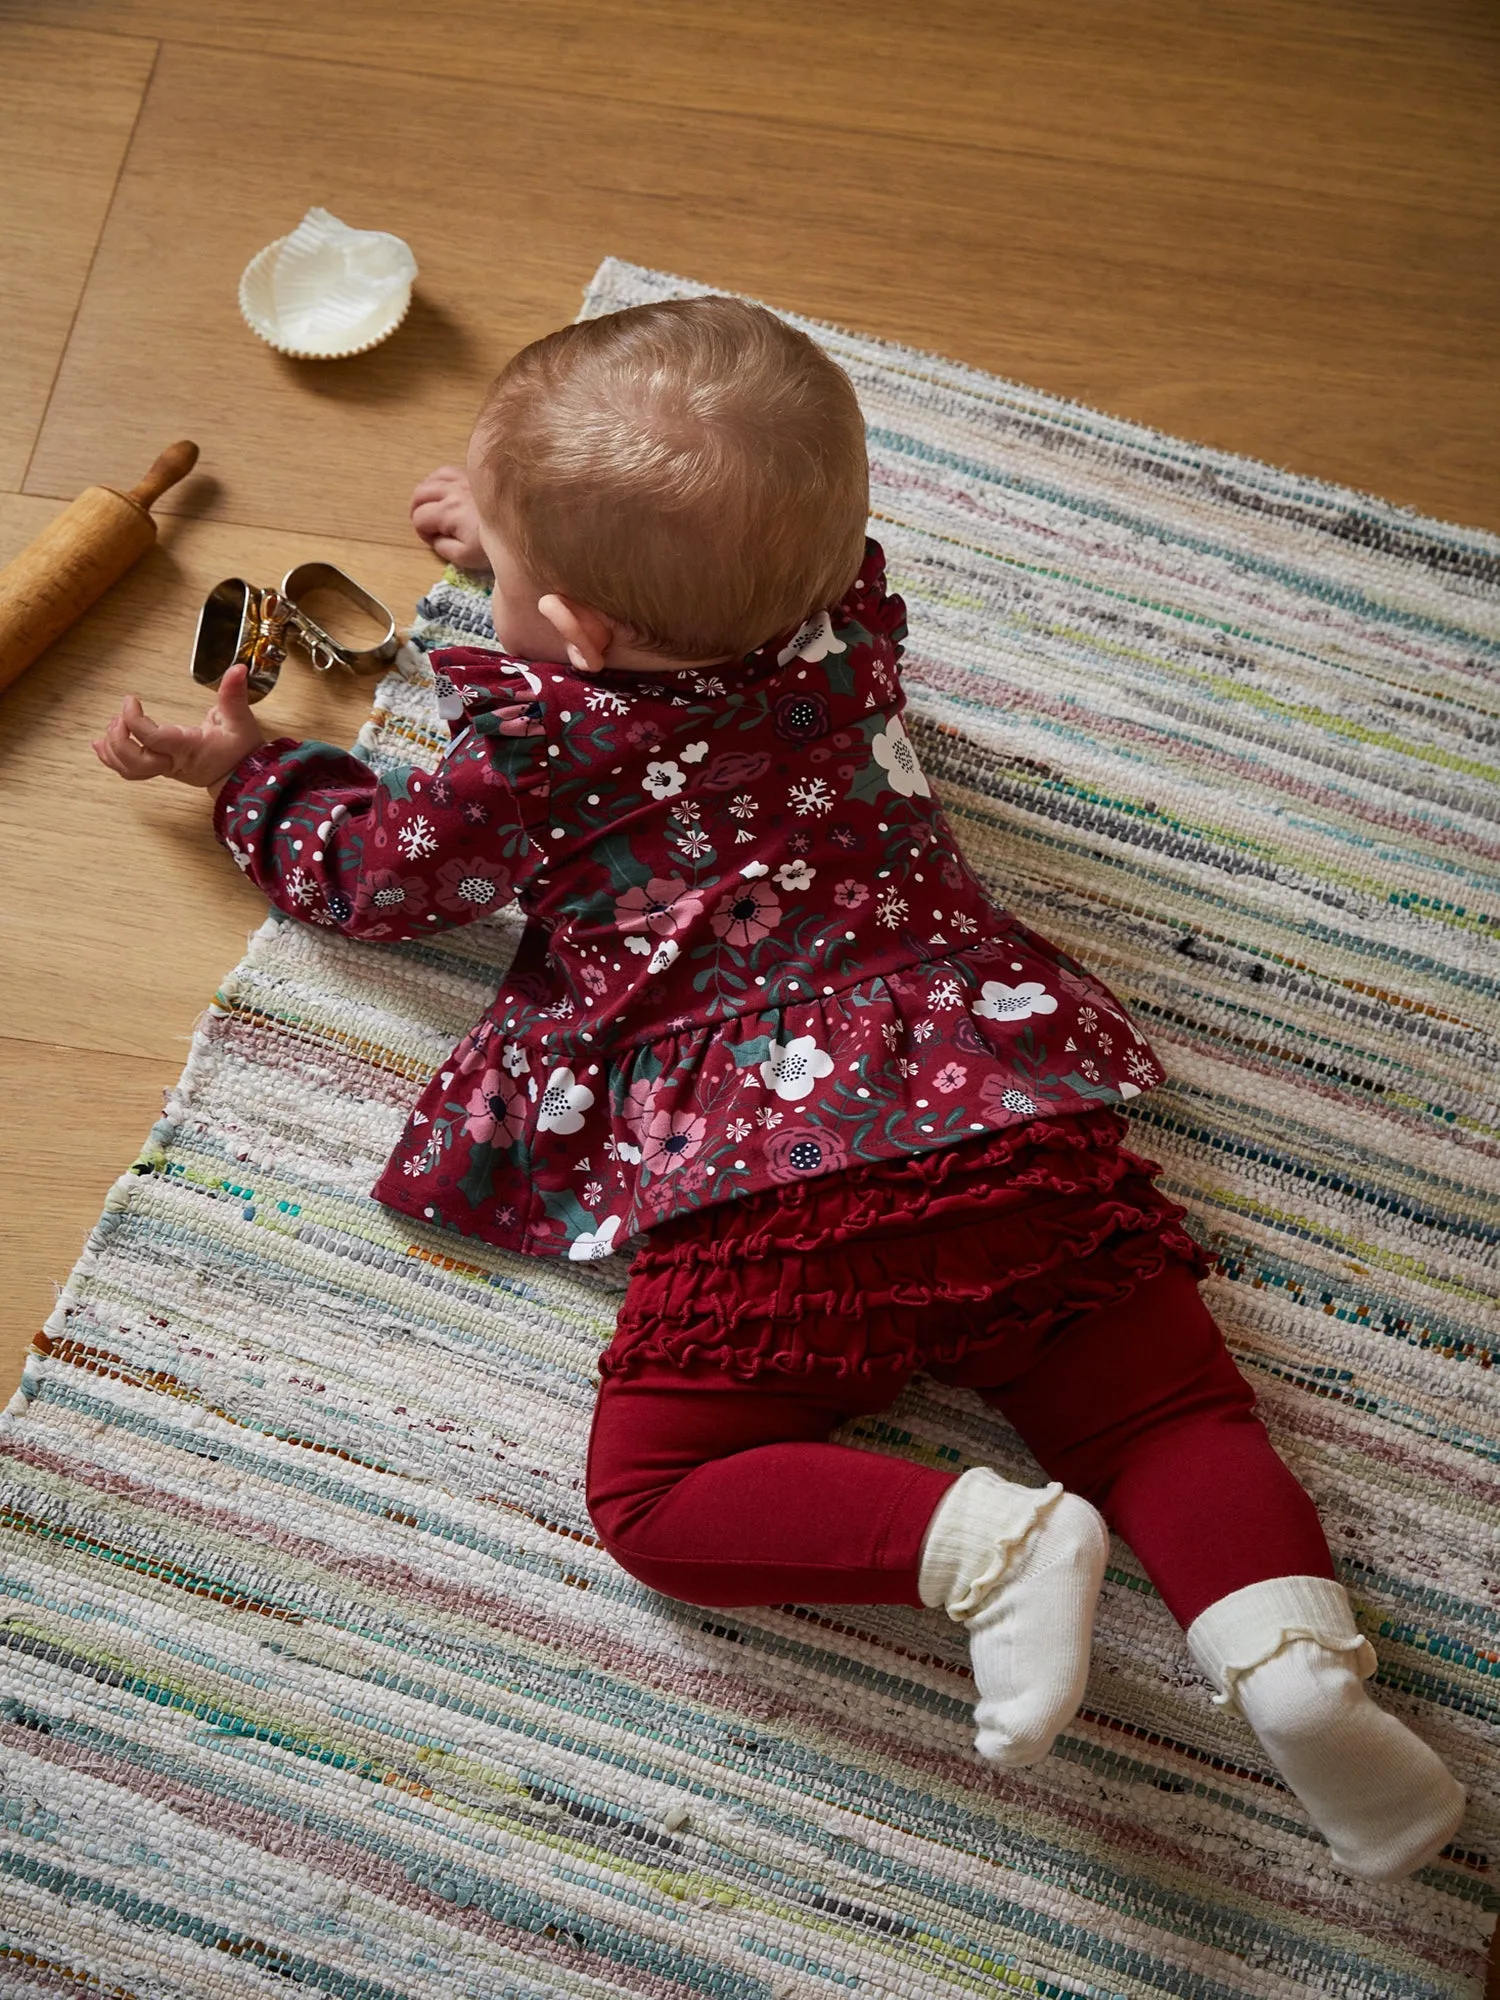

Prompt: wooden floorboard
[{"left": 0, "top": 23, "right": 156, "bottom": 490}]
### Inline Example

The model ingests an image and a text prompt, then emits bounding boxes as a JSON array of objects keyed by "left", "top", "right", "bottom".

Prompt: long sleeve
[{"left": 211, "top": 665, "right": 552, "bottom": 943}]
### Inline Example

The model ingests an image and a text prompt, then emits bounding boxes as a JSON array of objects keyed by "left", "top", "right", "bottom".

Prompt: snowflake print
[
  {"left": 774, "top": 860, "right": 816, "bottom": 892},
  {"left": 1125, "top": 1048, "right": 1159, "bottom": 1085},
  {"left": 829, "top": 824, "right": 858, "bottom": 850},
  {"left": 396, "top": 814, "right": 437, "bottom": 861},
  {"left": 876, "top": 886, "right": 909, "bottom": 928},
  {"left": 786, "top": 828, "right": 813, "bottom": 855},
  {"left": 728, "top": 793, "right": 758, "bottom": 820},
  {"left": 934, "top": 1063, "right": 967, "bottom": 1094},
  {"left": 585, "top": 686, "right": 631, "bottom": 714},
  {"left": 787, "top": 777, "right": 834, "bottom": 816},
  {"left": 285, "top": 868, "right": 317, "bottom": 907},
  {"left": 642, "top": 761, "right": 686, "bottom": 800},
  {"left": 928, "top": 977, "right": 963, "bottom": 1011}
]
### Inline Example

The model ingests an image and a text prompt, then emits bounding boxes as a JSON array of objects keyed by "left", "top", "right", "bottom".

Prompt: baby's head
[{"left": 466, "top": 296, "right": 869, "bottom": 670}]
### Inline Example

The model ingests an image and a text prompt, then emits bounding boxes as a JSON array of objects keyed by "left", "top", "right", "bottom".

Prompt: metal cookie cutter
[{"left": 191, "top": 563, "right": 400, "bottom": 703}]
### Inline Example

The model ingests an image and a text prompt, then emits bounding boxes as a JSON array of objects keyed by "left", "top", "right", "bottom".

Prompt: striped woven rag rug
[{"left": 1, "top": 257, "right": 1496, "bottom": 2000}]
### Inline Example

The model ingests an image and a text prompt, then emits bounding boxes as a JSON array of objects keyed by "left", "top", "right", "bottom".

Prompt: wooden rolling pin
[{"left": 0, "top": 439, "right": 200, "bottom": 697}]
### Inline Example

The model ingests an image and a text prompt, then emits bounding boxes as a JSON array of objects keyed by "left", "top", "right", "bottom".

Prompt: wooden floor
[{"left": 2, "top": 0, "right": 1498, "bottom": 1405}]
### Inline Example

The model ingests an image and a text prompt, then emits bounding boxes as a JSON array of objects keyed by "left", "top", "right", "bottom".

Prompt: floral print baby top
[{"left": 214, "top": 539, "right": 1165, "bottom": 1260}]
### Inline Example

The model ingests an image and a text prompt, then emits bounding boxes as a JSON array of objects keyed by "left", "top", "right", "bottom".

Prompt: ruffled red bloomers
[{"left": 601, "top": 1108, "right": 1211, "bottom": 1385}]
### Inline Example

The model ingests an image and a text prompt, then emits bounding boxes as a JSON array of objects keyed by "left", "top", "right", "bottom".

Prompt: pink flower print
[
  {"left": 640, "top": 1110, "right": 708, "bottom": 1174},
  {"left": 978, "top": 1077, "right": 1039, "bottom": 1122},
  {"left": 463, "top": 1069, "right": 525, "bottom": 1148},
  {"left": 711, "top": 877, "right": 782, "bottom": 947},
  {"left": 434, "top": 856, "right": 510, "bottom": 915},
  {"left": 354, "top": 869, "right": 428, "bottom": 922},
  {"left": 491, "top": 696, "right": 546, "bottom": 737},
  {"left": 832, "top": 879, "right": 869, "bottom": 909},
  {"left": 933, "top": 1063, "right": 968, "bottom": 1095},
  {"left": 615, "top": 876, "right": 704, "bottom": 940},
  {"left": 765, "top": 1124, "right": 851, "bottom": 1182},
  {"left": 621, "top": 1075, "right": 661, "bottom": 1142},
  {"left": 580, "top": 961, "right": 608, "bottom": 996}
]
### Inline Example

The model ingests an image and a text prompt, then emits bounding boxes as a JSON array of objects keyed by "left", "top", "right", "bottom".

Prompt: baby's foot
[
  {"left": 410, "top": 464, "right": 491, "bottom": 574},
  {"left": 918, "top": 1466, "right": 1108, "bottom": 1767},
  {"left": 1188, "top": 1577, "right": 1466, "bottom": 1881}
]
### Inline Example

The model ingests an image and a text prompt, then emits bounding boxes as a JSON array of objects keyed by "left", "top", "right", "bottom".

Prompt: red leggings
[{"left": 585, "top": 1119, "right": 1333, "bottom": 1629}]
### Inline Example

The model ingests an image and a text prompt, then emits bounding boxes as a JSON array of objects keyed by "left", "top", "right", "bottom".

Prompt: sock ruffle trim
[{"left": 1186, "top": 1575, "right": 1379, "bottom": 1718}]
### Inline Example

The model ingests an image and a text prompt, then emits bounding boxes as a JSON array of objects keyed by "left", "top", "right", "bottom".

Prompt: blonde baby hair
[{"left": 469, "top": 296, "right": 870, "bottom": 661}]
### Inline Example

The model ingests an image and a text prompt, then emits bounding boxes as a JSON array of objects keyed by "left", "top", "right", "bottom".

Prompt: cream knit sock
[
  {"left": 1187, "top": 1576, "right": 1466, "bottom": 1881},
  {"left": 918, "top": 1465, "right": 1108, "bottom": 1766}
]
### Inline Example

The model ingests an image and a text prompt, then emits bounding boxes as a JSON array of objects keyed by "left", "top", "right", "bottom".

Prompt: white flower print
[
  {"left": 724, "top": 1117, "right": 753, "bottom": 1143},
  {"left": 912, "top": 1019, "right": 936, "bottom": 1043},
  {"left": 1078, "top": 1006, "right": 1099, "bottom": 1034},
  {"left": 433, "top": 673, "right": 467, "bottom": 722},
  {"left": 624, "top": 934, "right": 652, "bottom": 956},
  {"left": 755, "top": 1107, "right": 784, "bottom": 1130},
  {"left": 396, "top": 814, "right": 437, "bottom": 861},
  {"left": 582, "top": 1180, "right": 604, "bottom": 1207},
  {"left": 642, "top": 761, "right": 686, "bottom": 800},
  {"left": 776, "top": 608, "right": 847, "bottom": 667},
  {"left": 1096, "top": 1030, "right": 1114, "bottom": 1055},
  {"left": 647, "top": 937, "right": 680, "bottom": 975},
  {"left": 690, "top": 674, "right": 727, "bottom": 697},
  {"left": 869, "top": 715, "right": 931, "bottom": 799},
  {"left": 728, "top": 793, "right": 758, "bottom": 820},
  {"left": 501, "top": 1041, "right": 530, "bottom": 1076},
  {"left": 972, "top": 980, "right": 1059, "bottom": 1022},
  {"left": 897, "top": 1057, "right": 920, "bottom": 1078},
  {"left": 741, "top": 860, "right": 770, "bottom": 878},
  {"left": 538, "top": 1067, "right": 594, "bottom": 1134},
  {"left": 774, "top": 860, "right": 816, "bottom": 893},
  {"left": 606, "top": 1137, "right": 643, "bottom": 1165},
  {"left": 760, "top": 1034, "right": 836, "bottom": 1102},
  {"left": 880, "top": 1022, "right": 901, "bottom": 1050},
  {"left": 680, "top": 740, "right": 709, "bottom": 764},
  {"left": 787, "top": 777, "right": 834, "bottom": 817},
  {"left": 568, "top": 1215, "right": 621, "bottom": 1261},
  {"left": 876, "top": 887, "right": 909, "bottom": 929},
  {"left": 676, "top": 827, "right": 711, "bottom": 860},
  {"left": 928, "top": 977, "right": 963, "bottom": 1011}
]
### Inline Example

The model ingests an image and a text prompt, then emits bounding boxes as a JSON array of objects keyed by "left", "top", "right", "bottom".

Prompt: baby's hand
[
  {"left": 92, "top": 659, "right": 267, "bottom": 791},
  {"left": 411, "top": 465, "right": 491, "bottom": 573}
]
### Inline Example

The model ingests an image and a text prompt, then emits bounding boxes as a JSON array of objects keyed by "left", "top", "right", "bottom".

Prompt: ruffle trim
[
  {"left": 634, "top": 1108, "right": 1142, "bottom": 1267},
  {"left": 600, "top": 1187, "right": 1210, "bottom": 1384}
]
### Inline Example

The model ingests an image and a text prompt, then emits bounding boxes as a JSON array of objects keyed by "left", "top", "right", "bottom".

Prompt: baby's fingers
[
  {"left": 93, "top": 720, "right": 173, "bottom": 780},
  {"left": 119, "top": 692, "right": 179, "bottom": 752}
]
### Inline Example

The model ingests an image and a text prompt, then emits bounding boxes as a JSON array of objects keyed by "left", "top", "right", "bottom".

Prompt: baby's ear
[{"left": 537, "top": 593, "right": 614, "bottom": 674}]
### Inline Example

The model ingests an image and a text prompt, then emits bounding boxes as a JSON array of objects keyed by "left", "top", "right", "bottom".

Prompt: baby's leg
[
  {"left": 955, "top": 1259, "right": 1464, "bottom": 1879},
  {"left": 589, "top": 1347, "right": 1110, "bottom": 1768},
  {"left": 586, "top": 1357, "right": 956, "bottom": 1609}
]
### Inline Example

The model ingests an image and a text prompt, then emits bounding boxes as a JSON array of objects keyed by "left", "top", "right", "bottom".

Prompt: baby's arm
[{"left": 95, "top": 660, "right": 538, "bottom": 944}]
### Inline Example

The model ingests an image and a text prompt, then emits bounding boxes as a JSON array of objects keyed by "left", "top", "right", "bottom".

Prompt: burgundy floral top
[{"left": 214, "top": 540, "right": 1165, "bottom": 1260}]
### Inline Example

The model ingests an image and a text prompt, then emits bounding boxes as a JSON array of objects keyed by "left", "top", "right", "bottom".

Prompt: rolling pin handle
[{"left": 126, "top": 439, "right": 200, "bottom": 511}]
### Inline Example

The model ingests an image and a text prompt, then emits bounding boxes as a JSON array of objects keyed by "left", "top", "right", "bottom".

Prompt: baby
[{"left": 95, "top": 295, "right": 1463, "bottom": 1880}]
